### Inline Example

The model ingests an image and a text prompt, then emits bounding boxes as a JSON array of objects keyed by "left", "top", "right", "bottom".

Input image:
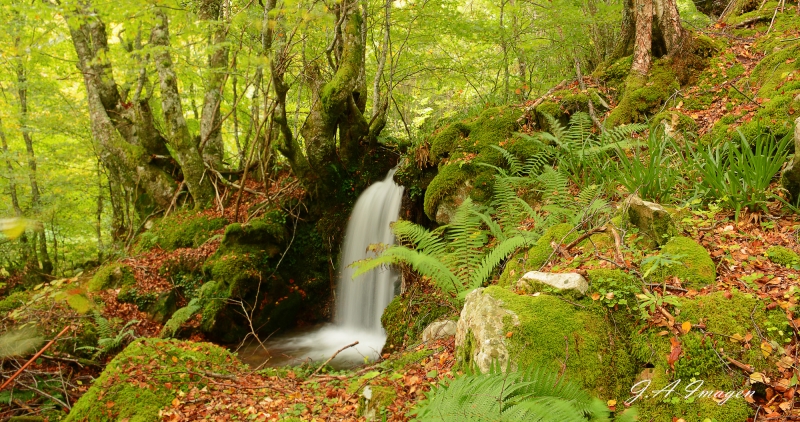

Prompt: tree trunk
[
  {"left": 0, "top": 115, "right": 34, "bottom": 269},
  {"left": 15, "top": 61, "right": 53, "bottom": 275},
  {"left": 151, "top": 9, "right": 215, "bottom": 207},
  {"left": 614, "top": 0, "right": 686, "bottom": 72},
  {"left": 198, "top": 0, "right": 228, "bottom": 168}
]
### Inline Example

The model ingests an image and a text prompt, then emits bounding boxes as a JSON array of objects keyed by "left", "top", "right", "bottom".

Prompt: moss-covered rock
[
  {"left": 429, "top": 122, "right": 471, "bottom": 163},
  {"left": 380, "top": 292, "right": 452, "bottom": 354},
  {"left": 0, "top": 291, "right": 29, "bottom": 314},
  {"left": 677, "top": 0, "right": 712, "bottom": 27},
  {"left": 65, "top": 338, "right": 239, "bottom": 422},
  {"left": 649, "top": 111, "right": 699, "bottom": 136},
  {"left": 220, "top": 210, "right": 286, "bottom": 253},
  {"left": 631, "top": 290, "right": 772, "bottom": 421},
  {"left": 498, "top": 223, "right": 577, "bottom": 287},
  {"left": 136, "top": 211, "right": 227, "bottom": 252},
  {"left": 88, "top": 263, "right": 135, "bottom": 292},
  {"left": 423, "top": 163, "right": 473, "bottom": 222},
  {"left": 766, "top": 245, "right": 800, "bottom": 266},
  {"left": 456, "top": 286, "right": 637, "bottom": 400},
  {"left": 642, "top": 236, "right": 716, "bottom": 289}
]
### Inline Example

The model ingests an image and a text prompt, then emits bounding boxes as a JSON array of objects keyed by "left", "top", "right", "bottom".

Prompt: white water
[{"left": 242, "top": 169, "right": 404, "bottom": 367}]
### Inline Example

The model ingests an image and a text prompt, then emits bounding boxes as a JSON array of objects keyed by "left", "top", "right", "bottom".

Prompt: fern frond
[
  {"left": 444, "top": 198, "right": 488, "bottom": 281},
  {"left": 351, "top": 246, "right": 463, "bottom": 294},
  {"left": 392, "top": 220, "right": 448, "bottom": 260},
  {"left": 467, "top": 234, "right": 535, "bottom": 292},
  {"left": 489, "top": 145, "right": 523, "bottom": 176}
]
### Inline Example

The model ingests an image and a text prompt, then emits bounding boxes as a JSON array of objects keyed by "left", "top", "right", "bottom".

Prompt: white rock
[
  {"left": 455, "top": 288, "right": 519, "bottom": 373},
  {"left": 517, "top": 271, "right": 589, "bottom": 295},
  {"left": 421, "top": 320, "right": 457, "bottom": 342}
]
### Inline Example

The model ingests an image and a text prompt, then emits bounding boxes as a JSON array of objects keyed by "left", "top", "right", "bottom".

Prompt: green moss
[
  {"left": 558, "top": 92, "right": 590, "bottom": 114},
  {"left": 642, "top": 236, "right": 716, "bottom": 289},
  {"left": 607, "top": 61, "right": 681, "bottom": 126},
  {"left": 136, "top": 211, "right": 227, "bottom": 252},
  {"left": 65, "top": 338, "right": 238, "bottom": 422},
  {"left": 631, "top": 290, "right": 767, "bottom": 421},
  {"left": 380, "top": 294, "right": 452, "bottom": 353},
  {"left": 423, "top": 163, "right": 472, "bottom": 220},
  {"left": 220, "top": 210, "right": 286, "bottom": 253},
  {"left": 678, "top": 0, "right": 712, "bottom": 28},
  {"left": 766, "top": 245, "right": 800, "bottom": 266},
  {"left": 725, "top": 1, "right": 777, "bottom": 26},
  {"left": 429, "top": 122, "right": 471, "bottom": 163},
  {"left": 66, "top": 293, "right": 92, "bottom": 314},
  {"left": 596, "top": 56, "right": 634, "bottom": 94},
  {"left": 498, "top": 224, "right": 577, "bottom": 287},
  {"left": 485, "top": 286, "right": 637, "bottom": 399},
  {"left": 88, "top": 263, "right": 135, "bottom": 292},
  {"left": 379, "top": 348, "right": 436, "bottom": 371},
  {"left": 0, "top": 291, "right": 29, "bottom": 314}
]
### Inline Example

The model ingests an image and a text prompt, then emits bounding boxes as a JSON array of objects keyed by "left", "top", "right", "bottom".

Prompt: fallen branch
[
  {"left": 563, "top": 225, "right": 608, "bottom": 252},
  {"left": 732, "top": 15, "right": 772, "bottom": 28},
  {"left": 610, "top": 226, "right": 625, "bottom": 264},
  {"left": 526, "top": 79, "right": 568, "bottom": 112},
  {"left": 646, "top": 283, "right": 688, "bottom": 293},
  {"left": 724, "top": 355, "right": 754, "bottom": 373},
  {"left": 0, "top": 325, "right": 72, "bottom": 392},
  {"left": 310, "top": 341, "right": 359, "bottom": 377}
]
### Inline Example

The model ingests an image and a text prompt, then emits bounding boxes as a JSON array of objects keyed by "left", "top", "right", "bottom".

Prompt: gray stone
[
  {"left": 782, "top": 117, "right": 800, "bottom": 202},
  {"left": 455, "top": 288, "right": 519, "bottom": 373},
  {"left": 421, "top": 320, "right": 457, "bottom": 342},
  {"left": 516, "top": 271, "right": 588, "bottom": 295},
  {"left": 625, "top": 194, "right": 675, "bottom": 247},
  {"left": 435, "top": 181, "right": 472, "bottom": 225}
]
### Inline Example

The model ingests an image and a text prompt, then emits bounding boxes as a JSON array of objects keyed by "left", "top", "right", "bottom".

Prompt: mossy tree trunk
[
  {"left": 268, "top": 0, "right": 390, "bottom": 199},
  {"left": 613, "top": 0, "right": 686, "bottom": 74},
  {"left": 68, "top": 2, "right": 216, "bottom": 219}
]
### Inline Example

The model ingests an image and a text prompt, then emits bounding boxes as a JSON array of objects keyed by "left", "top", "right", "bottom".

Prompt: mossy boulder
[
  {"left": 766, "top": 245, "right": 800, "bottom": 266},
  {"left": 380, "top": 292, "right": 452, "bottom": 354},
  {"left": 65, "top": 338, "right": 239, "bottom": 422},
  {"left": 456, "top": 286, "right": 637, "bottom": 399},
  {"left": 88, "top": 263, "right": 135, "bottom": 292},
  {"left": 423, "top": 106, "right": 528, "bottom": 221},
  {"left": 498, "top": 223, "right": 577, "bottom": 287},
  {"left": 220, "top": 210, "right": 286, "bottom": 253},
  {"left": 642, "top": 236, "right": 716, "bottom": 289},
  {"left": 136, "top": 211, "right": 227, "bottom": 252},
  {"left": 626, "top": 195, "right": 678, "bottom": 247},
  {"left": 677, "top": 0, "right": 712, "bottom": 27},
  {"left": 631, "top": 290, "right": 774, "bottom": 421}
]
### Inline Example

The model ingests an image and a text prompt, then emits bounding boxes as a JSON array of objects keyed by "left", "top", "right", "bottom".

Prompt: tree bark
[
  {"left": 632, "top": 0, "right": 653, "bottom": 75},
  {"left": 0, "top": 115, "right": 34, "bottom": 269},
  {"left": 151, "top": 9, "right": 215, "bottom": 207},
  {"left": 614, "top": 0, "right": 686, "bottom": 72},
  {"left": 198, "top": 0, "right": 229, "bottom": 168}
]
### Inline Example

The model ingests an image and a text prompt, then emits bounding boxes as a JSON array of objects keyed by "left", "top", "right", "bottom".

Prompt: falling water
[
  {"left": 240, "top": 169, "right": 404, "bottom": 368},
  {"left": 335, "top": 168, "right": 404, "bottom": 331}
]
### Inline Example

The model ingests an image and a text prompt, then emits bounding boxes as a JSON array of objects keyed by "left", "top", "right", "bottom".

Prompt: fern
[
  {"left": 79, "top": 311, "right": 138, "bottom": 357},
  {"left": 411, "top": 366, "right": 636, "bottom": 421}
]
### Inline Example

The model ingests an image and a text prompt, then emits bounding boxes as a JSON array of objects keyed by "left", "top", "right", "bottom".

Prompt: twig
[
  {"left": 12, "top": 379, "right": 70, "bottom": 410},
  {"left": 730, "top": 83, "right": 758, "bottom": 105},
  {"left": 646, "top": 283, "right": 688, "bottom": 293},
  {"left": 610, "top": 226, "right": 626, "bottom": 264},
  {"left": 0, "top": 325, "right": 71, "bottom": 391},
  {"left": 310, "top": 341, "right": 359, "bottom": 377},
  {"left": 724, "top": 355, "right": 754, "bottom": 373},
  {"left": 564, "top": 225, "right": 608, "bottom": 251},
  {"left": 526, "top": 79, "right": 568, "bottom": 112}
]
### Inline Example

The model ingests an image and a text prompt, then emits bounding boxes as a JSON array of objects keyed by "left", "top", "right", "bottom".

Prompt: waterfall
[
  {"left": 251, "top": 169, "right": 405, "bottom": 367},
  {"left": 335, "top": 168, "right": 404, "bottom": 332}
]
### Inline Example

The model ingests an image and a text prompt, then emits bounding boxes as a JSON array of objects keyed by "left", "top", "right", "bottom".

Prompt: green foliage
[
  {"left": 162, "top": 299, "right": 202, "bottom": 338},
  {"left": 78, "top": 311, "right": 138, "bottom": 357},
  {"left": 411, "top": 366, "right": 634, "bottom": 421},
  {"left": 689, "top": 130, "right": 791, "bottom": 218},
  {"left": 615, "top": 127, "right": 686, "bottom": 203},
  {"left": 606, "top": 62, "right": 680, "bottom": 126},
  {"left": 525, "top": 112, "right": 646, "bottom": 185}
]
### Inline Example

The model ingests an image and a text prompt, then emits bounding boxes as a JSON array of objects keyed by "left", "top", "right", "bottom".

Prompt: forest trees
[{"left": 614, "top": 0, "right": 686, "bottom": 74}]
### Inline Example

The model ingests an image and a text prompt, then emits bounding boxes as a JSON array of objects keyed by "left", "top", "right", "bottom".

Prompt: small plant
[
  {"left": 79, "top": 311, "right": 139, "bottom": 357},
  {"left": 641, "top": 252, "right": 686, "bottom": 279},
  {"left": 689, "top": 129, "right": 791, "bottom": 218},
  {"left": 636, "top": 291, "right": 680, "bottom": 320},
  {"left": 615, "top": 127, "right": 686, "bottom": 203}
]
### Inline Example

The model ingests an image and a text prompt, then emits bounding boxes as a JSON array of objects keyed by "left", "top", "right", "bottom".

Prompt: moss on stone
[
  {"left": 380, "top": 348, "right": 436, "bottom": 372},
  {"left": 136, "top": 211, "right": 227, "bottom": 252},
  {"left": 631, "top": 290, "right": 768, "bottom": 421},
  {"left": 766, "top": 245, "right": 800, "bottom": 266},
  {"left": 484, "top": 286, "right": 637, "bottom": 399},
  {"left": 423, "top": 163, "right": 473, "bottom": 220},
  {"left": 641, "top": 236, "right": 716, "bottom": 289},
  {"left": 380, "top": 293, "right": 452, "bottom": 354},
  {"left": 66, "top": 293, "right": 92, "bottom": 314},
  {"left": 220, "top": 210, "right": 286, "bottom": 254},
  {"left": 429, "top": 122, "right": 471, "bottom": 163},
  {"left": 65, "top": 338, "right": 238, "bottom": 422},
  {"left": 498, "top": 224, "right": 577, "bottom": 287},
  {"left": 88, "top": 263, "right": 136, "bottom": 292},
  {"left": 596, "top": 56, "right": 634, "bottom": 94}
]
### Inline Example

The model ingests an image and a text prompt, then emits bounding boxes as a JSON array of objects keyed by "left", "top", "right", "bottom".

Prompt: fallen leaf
[{"left": 681, "top": 321, "right": 691, "bottom": 334}]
